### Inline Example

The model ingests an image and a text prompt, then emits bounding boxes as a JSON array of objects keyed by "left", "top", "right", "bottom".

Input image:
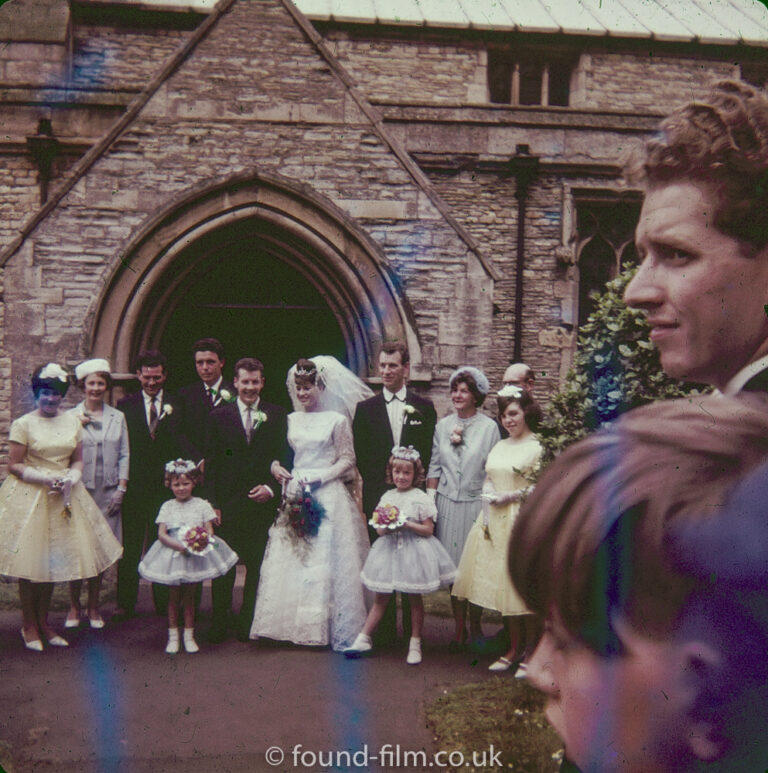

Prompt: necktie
[
  {"left": 205, "top": 386, "right": 214, "bottom": 409},
  {"left": 244, "top": 405, "right": 253, "bottom": 443},
  {"left": 149, "top": 397, "right": 158, "bottom": 440}
]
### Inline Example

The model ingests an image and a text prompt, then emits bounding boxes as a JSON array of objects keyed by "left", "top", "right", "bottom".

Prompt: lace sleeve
[{"left": 320, "top": 414, "right": 356, "bottom": 485}]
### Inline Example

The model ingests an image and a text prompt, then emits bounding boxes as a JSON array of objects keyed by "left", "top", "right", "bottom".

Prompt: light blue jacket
[
  {"left": 428, "top": 412, "right": 500, "bottom": 501},
  {"left": 70, "top": 402, "right": 130, "bottom": 488}
]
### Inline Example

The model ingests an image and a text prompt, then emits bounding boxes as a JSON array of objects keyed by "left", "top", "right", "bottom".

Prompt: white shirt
[
  {"left": 143, "top": 390, "right": 165, "bottom": 426},
  {"left": 719, "top": 354, "right": 768, "bottom": 396},
  {"left": 237, "top": 396, "right": 261, "bottom": 433},
  {"left": 204, "top": 376, "right": 224, "bottom": 406},
  {"left": 383, "top": 385, "right": 407, "bottom": 446}
]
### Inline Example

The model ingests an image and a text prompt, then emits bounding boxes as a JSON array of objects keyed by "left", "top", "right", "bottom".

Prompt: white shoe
[
  {"left": 406, "top": 637, "right": 422, "bottom": 665},
  {"left": 343, "top": 632, "right": 372, "bottom": 658},
  {"left": 514, "top": 662, "right": 528, "bottom": 679},
  {"left": 165, "top": 628, "right": 179, "bottom": 654},
  {"left": 183, "top": 628, "right": 199, "bottom": 654}
]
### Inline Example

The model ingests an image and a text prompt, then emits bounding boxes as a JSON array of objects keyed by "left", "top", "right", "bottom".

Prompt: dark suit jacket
[
  {"left": 204, "top": 400, "right": 291, "bottom": 554},
  {"left": 177, "top": 379, "right": 235, "bottom": 462},
  {"left": 353, "top": 389, "right": 437, "bottom": 517},
  {"left": 117, "top": 390, "right": 184, "bottom": 515}
]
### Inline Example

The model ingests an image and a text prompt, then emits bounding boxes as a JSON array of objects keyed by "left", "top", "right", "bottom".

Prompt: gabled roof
[{"left": 294, "top": 0, "right": 768, "bottom": 46}]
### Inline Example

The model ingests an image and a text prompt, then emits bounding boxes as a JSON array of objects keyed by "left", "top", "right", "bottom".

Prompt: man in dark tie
[
  {"left": 115, "top": 350, "right": 182, "bottom": 619},
  {"left": 204, "top": 357, "right": 290, "bottom": 642},
  {"left": 623, "top": 80, "right": 768, "bottom": 396},
  {"left": 353, "top": 341, "right": 437, "bottom": 644},
  {"left": 177, "top": 337, "right": 235, "bottom": 466}
]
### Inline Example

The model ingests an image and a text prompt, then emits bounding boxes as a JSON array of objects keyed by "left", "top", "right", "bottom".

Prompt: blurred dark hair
[{"left": 509, "top": 394, "right": 768, "bottom": 656}]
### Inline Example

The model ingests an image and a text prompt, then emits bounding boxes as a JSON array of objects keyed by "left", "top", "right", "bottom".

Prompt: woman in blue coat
[{"left": 66, "top": 358, "right": 129, "bottom": 628}]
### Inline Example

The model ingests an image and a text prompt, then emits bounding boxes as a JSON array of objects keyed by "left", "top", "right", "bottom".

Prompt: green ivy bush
[{"left": 540, "top": 266, "right": 707, "bottom": 462}]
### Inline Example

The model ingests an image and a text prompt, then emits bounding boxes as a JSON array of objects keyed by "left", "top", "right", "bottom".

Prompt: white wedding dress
[{"left": 250, "top": 410, "right": 370, "bottom": 651}]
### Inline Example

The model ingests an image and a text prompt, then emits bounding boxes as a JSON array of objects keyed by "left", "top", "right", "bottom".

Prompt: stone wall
[
  {"left": 0, "top": 0, "right": 493, "bottom": 436},
  {"left": 325, "top": 30, "right": 487, "bottom": 104},
  {"left": 575, "top": 51, "right": 738, "bottom": 112}
]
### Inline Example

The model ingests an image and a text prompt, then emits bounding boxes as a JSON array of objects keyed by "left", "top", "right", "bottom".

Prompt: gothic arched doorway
[{"left": 89, "top": 171, "right": 423, "bottom": 405}]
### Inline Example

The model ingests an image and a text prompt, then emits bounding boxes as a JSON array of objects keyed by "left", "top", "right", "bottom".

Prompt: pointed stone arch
[{"left": 89, "top": 171, "right": 424, "bottom": 378}]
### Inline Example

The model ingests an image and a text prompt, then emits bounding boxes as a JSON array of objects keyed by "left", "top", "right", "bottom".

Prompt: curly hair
[{"left": 627, "top": 79, "right": 768, "bottom": 254}]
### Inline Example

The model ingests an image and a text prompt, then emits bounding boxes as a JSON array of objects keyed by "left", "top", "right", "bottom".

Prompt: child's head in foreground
[{"left": 510, "top": 393, "right": 768, "bottom": 772}]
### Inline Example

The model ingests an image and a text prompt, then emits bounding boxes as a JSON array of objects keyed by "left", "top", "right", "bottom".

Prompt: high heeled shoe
[
  {"left": 47, "top": 633, "right": 69, "bottom": 647},
  {"left": 88, "top": 614, "right": 105, "bottom": 629},
  {"left": 20, "top": 629, "right": 43, "bottom": 652},
  {"left": 64, "top": 612, "right": 82, "bottom": 629}
]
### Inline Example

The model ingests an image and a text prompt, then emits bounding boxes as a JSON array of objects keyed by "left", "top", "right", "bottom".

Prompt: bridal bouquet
[
  {"left": 281, "top": 484, "right": 325, "bottom": 541},
  {"left": 370, "top": 503, "right": 407, "bottom": 531},
  {"left": 182, "top": 525, "right": 214, "bottom": 555}
]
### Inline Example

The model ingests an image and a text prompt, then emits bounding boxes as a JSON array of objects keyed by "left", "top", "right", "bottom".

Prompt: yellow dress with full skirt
[
  {"left": 452, "top": 436, "right": 542, "bottom": 616},
  {"left": 0, "top": 411, "right": 123, "bottom": 582}
]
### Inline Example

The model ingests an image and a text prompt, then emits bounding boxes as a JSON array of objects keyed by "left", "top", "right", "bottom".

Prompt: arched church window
[{"left": 573, "top": 193, "right": 642, "bottom": 328}]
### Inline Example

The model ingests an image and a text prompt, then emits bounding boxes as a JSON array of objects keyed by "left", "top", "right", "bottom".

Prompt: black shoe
[
  {"left": 207, "top": 625, "right": 229, "bottom": 644},
  {"left": 111, "top": 608, "right": 135, "bottom": 623},
  {"left": 235, "top": 628, "right": 251, "bottom": 643}
]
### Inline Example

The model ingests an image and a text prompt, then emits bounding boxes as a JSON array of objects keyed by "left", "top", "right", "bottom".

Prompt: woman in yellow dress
[
  {"left": 0, "top": 363, "right": 123, "bottom": 651},
  {"left": 452, "top": 385, "right": 542, "bottom": 671}
]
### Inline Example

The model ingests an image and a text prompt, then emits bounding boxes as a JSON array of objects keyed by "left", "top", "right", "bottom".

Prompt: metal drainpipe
[
  {"left": 26, "top": 118, "right": 60, "bottom": 205},
  {"left": 508, "top": 144, "right": 540, "bottom": 362}
]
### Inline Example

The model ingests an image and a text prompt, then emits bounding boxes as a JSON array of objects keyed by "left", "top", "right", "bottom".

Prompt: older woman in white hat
[{"left": 66, "top": 358, "right": 129, "bottom": 629}]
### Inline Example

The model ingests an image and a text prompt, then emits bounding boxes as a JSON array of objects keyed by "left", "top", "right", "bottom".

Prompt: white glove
[
  {"left": 106, "top": 488, "right": 125, "bottom": 517},
  {"left": 21, "top": 467, "right": 56, "bottom": 487},
  {"left": 427, "top": 488, "right": 437, "bottom": 503},
  {"left": 64, "top": 468, "right": 82, "bottom": 486}
]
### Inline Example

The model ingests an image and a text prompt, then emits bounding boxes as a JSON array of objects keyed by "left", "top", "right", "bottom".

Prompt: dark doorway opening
[{"left": 157, "top": 219, "right": 347, "bottom": 411}]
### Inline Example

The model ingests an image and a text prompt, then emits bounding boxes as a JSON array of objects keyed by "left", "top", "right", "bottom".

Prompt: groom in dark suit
[
  {"left": 116, "top": 350, "right": 183, "bottom": 619},
  {"left": 204, "top": 357, "right": 290, "bottom": 642},
  {"left": 353, "top": 341, "right": 437, "bottom": 643}
]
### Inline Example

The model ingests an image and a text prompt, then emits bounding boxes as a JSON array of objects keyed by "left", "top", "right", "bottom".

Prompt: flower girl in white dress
[
  {"left": 345, "top": 447, "right": 456, "bottom": 664},
  {"left": 251, "top": 357, "right": 372, "bottom": 651},
  {"left": 139, "top": 460, "right": 237, "bottom": 654}
]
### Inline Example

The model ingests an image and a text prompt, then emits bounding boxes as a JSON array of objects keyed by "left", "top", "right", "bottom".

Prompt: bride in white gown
[{"left": 250, "top": 356, "right": 373, "bottom": 651}]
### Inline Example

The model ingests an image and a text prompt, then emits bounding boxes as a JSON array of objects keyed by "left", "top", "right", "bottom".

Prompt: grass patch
[{"left": 426, "top": 678, "right": 563, "bottom": 772}]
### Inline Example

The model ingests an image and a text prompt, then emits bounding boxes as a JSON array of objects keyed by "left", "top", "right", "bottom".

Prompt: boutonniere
[
  {"left": 450, "top": 425, "right": 464, "bottom": 446},
  {"left": 214, "top": 388, "right": 236, "bottom": 404},
  {"left": 158, "top": 403, "right": 173, "bottom": 420},
  {"left": 253, "top": 409, "right": 267, "bottom": 429}
]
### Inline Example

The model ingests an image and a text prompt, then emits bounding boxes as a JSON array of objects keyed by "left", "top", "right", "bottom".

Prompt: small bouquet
[
  {"left": 182, "top": 525, "right": 213, "bottom": 555},
  {"left": 280, "top": 484, "right": 325, "bottom": 541},
  {"left": 369, "top": 503, "right": 407, "bottom": 531},
  {"left": 450, "top": 425, "right": 464, "bottom": 446}
]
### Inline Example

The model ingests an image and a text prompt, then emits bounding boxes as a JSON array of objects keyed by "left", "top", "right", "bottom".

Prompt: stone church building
[{"left": 0, "top": 0, "right": 766, "bottom": 439}]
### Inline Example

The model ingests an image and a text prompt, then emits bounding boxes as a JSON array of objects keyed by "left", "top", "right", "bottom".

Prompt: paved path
[{"left": 0, "top": 580, "right": 503, "bottom": 773}]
